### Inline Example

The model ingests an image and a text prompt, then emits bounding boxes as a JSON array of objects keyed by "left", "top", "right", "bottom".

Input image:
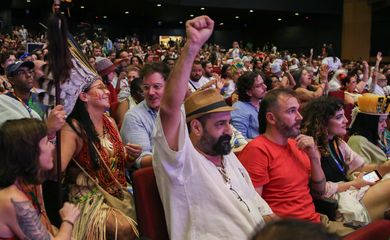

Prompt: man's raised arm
[{"left": 159, "top": 16, "right": 214, "bottom": 151}]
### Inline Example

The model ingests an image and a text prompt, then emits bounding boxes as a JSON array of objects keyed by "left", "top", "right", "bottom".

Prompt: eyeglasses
[
  {"left": 16, "top": 69, "right": 34, "bottom": 76},
  {"left": 141, "top": 83, "right": 164, "bottom": 91}
]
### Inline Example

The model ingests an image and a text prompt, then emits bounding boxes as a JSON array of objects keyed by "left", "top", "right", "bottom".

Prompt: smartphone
[
  {"left": 343, "top": 220, "right": 368, "bottom": 230},
  {"left": 363, "top": 170, "right": 382, "bottom": 183}
]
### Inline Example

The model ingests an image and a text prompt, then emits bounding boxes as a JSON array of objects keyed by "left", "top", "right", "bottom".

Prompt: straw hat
[{"left": 184, "top": 88, "right": 235, "bottom": 122}]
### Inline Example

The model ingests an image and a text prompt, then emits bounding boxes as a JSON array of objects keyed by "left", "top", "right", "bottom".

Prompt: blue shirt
[
  {"left": 231, "top": 101, "right": 259, "bottom": 140},
  {"left": 120, "top": 100, "right": 157, "bottom": 160}
]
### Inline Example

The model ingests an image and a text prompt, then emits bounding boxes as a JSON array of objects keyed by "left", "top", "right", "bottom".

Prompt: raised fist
[{"left": 186, "top": 16, "right": 214, "bottom": 49}]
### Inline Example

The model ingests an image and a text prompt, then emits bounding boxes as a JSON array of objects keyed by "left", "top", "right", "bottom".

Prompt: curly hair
[
  {"left": 236, "top": 71, "right": 259, "bottom": 102},
  {"left": 0, "top": 118, "right": 47, "bottom": 187},
  {"left": 301, "top": 96, "right": 344, "bottom": 156}
]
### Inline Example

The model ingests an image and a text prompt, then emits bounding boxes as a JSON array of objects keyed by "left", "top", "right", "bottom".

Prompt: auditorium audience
[{"left": 2, "top": 16, "right": 390, "bottom": 239}]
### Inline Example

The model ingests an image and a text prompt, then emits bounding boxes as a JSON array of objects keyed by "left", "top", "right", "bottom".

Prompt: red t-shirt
[{"left": 239, "top": 135, "right": 320, "bottom": 222}]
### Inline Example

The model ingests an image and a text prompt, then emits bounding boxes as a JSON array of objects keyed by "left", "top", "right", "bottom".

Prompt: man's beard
[
  {"left": 191, "top": 75, "right": 202, "bottom": 82},
  {"left": 276, "top": 119, "right": 301, "bottom": 138},
  {"left": 199, "top": 132, "right": 232, "bottom": 156}
]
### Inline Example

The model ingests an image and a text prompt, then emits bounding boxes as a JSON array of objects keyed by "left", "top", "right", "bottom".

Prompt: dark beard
[
  {"left": 276, "top": 120, "right": 301, "bottom": 138},
  {"left": 212, "top": 134, "right": 232, "bottom": 155},
  {"left": 199, "top": 133, "right": 232, "bottom": 156},
  {"left": 191, "top": 75, "right": 202, "bottom": 82}
]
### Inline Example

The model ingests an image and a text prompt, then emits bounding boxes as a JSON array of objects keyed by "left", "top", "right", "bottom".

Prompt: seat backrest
[
  {"left": 132, "top": 167, "right": 169, "bottom": 240},
  {"left": 343, "top": 220, "right": 390, "bottom": 240}
]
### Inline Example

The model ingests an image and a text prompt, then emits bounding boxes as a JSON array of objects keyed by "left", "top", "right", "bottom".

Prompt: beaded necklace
[
  {"left": 76, "top": 115, "right": 126, "bottom": 198},
  {"left": 216, "top": 158, "right": 251, "bottom": 213}
]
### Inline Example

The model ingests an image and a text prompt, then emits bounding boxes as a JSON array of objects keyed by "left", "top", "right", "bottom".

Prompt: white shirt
[
  {"left": 328, "top": 79, "right": 342, "bottom": 92},
  {"left": 188, "top": 76, "right": 210, "bottom": 92},
  {"left": 322, "top": 57, "right": 342, "bottom": 72},
  {"left": 152, "top": 108, "right": 271, "bottom": 240}
]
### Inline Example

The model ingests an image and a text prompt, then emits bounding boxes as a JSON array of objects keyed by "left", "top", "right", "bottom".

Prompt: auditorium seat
[
  {"left": 343, "top": 220, "right": 390, "bottom": 240},
  {"left": 132, "top": 167, "right": 169, "bottom": 240}
]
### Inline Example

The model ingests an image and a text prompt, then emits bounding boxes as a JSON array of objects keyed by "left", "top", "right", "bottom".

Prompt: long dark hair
[
  {"left": 349, "top": 113, "right": 380, "bottom": 145},
  {"left": 0, "top": 118, "right": 47, "bottom": 187},
  {"left": 301, "top": 96, "right": 344, "bottom": 156},
  {"left": 66, "top": 95, "right": 100, "bottom": 169},
  {"left": 47, "top": 13, "right": 73, "bottom": 84}
]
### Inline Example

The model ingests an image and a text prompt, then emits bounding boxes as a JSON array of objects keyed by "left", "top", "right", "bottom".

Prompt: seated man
[
  {"left": 153, "top": 16, "right": 275, "bottom": 240},
  {"left": 188, "top": 60, "right": 210, "bottom": 92},
  {"left": 120, "top": 62, "right": 170, "bottom": 168},
  {"left": 231, "top": 71, "right": 267, "bottom": 140},
  {"left": 239, "top": 88, "right": 353, "bottom": 236}
]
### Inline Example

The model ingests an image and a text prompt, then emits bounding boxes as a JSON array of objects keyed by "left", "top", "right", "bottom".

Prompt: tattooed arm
[
  {"left": 6, "top": 197, "right": 78, "bottom": 240},
  {"left": 11, "top": 199, "right": 51, "bottom": 240}
]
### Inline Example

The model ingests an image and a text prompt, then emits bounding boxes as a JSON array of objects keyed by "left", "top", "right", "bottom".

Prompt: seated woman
[
  {"left": 340, "top": 72, "right": 362, "bottom": 105},
  {"left": 0, "top": 118, "right": 79, "bottom": 240},
  {"left": 301, "top": 96, "right": 390, "bottom": 223},
  {"left": 61, "top": 79, "right": 138, "bottom": 240},
  {"left": 347, "top": 94, "right": 389, "bottom": 165},
  {"left": 293, "top": 65, "right": 328, "bottom": 107}
]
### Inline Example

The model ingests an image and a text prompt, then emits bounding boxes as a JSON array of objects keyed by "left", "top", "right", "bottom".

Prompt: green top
[{"left": 347, "top": 135, "right": 387, "bottom": 164}]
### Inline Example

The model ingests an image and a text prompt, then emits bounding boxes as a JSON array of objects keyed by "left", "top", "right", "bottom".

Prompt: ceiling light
[
  {"left": 277, "top": 18, "right": 282, "bottom": 21},
  {"left": 219, "top": 22, "right": 224, "bottom": 26},
  {"left": 235, "top": 16, "right": 239, "bottom": 19},
  {"left": 179, "top": 21, "right": 183, "bottom": 24},
  {"left": 305, "top": 16, "right": 309, "bottom": 19},
  {"left": 190, "top": 14, "right": 194, "bottom": 17},
  {"left": 26, "top": 0, "right": 31, "bottom": 2},
  {"left": 249, "top": 10, "right": 254, "bottom": 13},
  {"left": 157, "top": 3, "right": 162, "bottom": 7},
  {"left": 103, "top": 16, "right": 107, "bottom": 19},
  {"left": 200, "top": 7, "right": 205, "bottom": 10},
  {"left": 125, "top": 11, "right": 129, "bottom": 14},
  {"left": 80, "top": 6, "right": 85, "bottom": 9},
  {"left": 295, "top": 13, "right": 299, "bottom": 16}
]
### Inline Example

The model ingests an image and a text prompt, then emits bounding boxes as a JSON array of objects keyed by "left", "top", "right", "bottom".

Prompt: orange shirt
[{"left": 239, "top": 135, "right": 320, "bottom": 222}]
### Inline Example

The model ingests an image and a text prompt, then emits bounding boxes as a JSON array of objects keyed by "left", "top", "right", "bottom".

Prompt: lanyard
[
  {"left": 12, "top": 92, "right": 34, "bottom": 118},
  {"left": 328, "top": 139, "right": 345, "bottom": 174}
]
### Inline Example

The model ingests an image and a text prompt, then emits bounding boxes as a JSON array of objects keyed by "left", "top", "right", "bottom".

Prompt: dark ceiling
[{"left": 7, "top": 0, "right": 344, "bottom": 30}]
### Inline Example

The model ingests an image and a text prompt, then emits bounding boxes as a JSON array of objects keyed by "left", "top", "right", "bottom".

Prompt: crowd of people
[{"left": 0, "top": 14, "right": 390, "bottom": 240}]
